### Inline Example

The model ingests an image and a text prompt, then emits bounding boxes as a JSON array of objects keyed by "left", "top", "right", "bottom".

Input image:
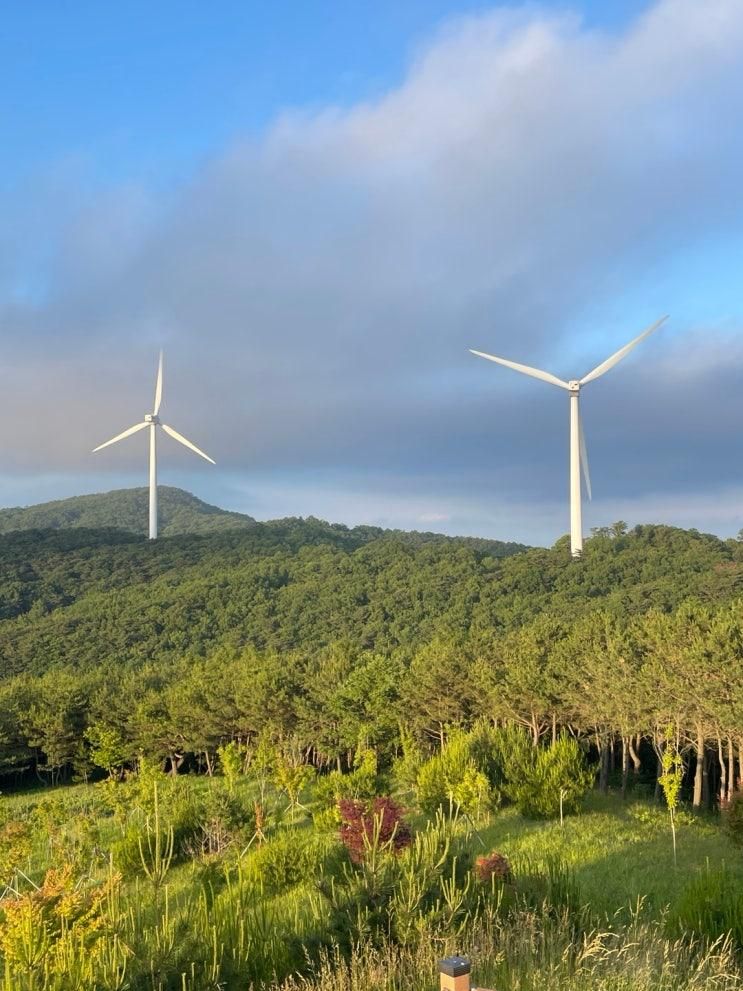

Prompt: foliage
[
  {"left": 338, "top": 797, "right": 412, "bottom": 864},
  {"left": 244, "top": 828, "right": 344, "bottom": 895},
  {"left": 416, "top": 730, "right": 492, "bottom": 818},
  {"left": 314, "top": 747, "right": 380, "bottom": 827},
  {"left": 474, "top": 850, "right": 511, "bottom": 884},
  {"left": 218, "top": 740, "right": 247, "bottom": 793},
  {"left": 722, "top": 790, "right": 743, "bottom": 847},
  {"left": 84, "top": 722, "right": 127, "bottom": 778},
  {"left": 508, "top": 734, "right": 594, "bottom": 820},
  {"left": 658, "top": 727, "right": 685, "bottom": 866}
]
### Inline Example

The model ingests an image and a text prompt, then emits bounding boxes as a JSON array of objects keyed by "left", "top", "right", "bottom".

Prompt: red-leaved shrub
[
  {"left": 338, "top": 797, "right": 412, "bottom": 863},
  {"left": 474, "top": 851, "right": 511, "bottom": 884}
]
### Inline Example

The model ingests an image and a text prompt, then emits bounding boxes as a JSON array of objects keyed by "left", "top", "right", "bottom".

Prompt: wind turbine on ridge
[
  {"left": 470, "top": 316, "right": 668, "bottom": 558},
  {"left": 93, "top": 352, "right": 215, "bottom": 540}
]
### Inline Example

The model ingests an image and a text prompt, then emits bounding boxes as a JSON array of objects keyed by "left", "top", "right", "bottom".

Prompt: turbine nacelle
[
  {"left": 568, "top": 380, "right": 581, "bottom": 393},
  {"left": 144, "top": 414, "right": 160, "bottom": 424}
]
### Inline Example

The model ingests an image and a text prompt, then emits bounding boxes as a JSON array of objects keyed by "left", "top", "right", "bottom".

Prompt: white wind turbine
[
  {"left": 470, "top": 316, "right": 668, "bottom": 558},
  {"left": 93, "top": 352, "right": 215, "bottom": 540}
]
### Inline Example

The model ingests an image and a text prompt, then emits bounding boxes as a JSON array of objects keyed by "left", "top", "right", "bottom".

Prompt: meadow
[{"left": 0, "top": 744, "right": 741, "bottom": 991}]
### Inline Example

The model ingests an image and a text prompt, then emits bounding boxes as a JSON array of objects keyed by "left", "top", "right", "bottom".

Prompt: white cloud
[{"left": 2, "top": 0, "right": 743, "bottom": 541}]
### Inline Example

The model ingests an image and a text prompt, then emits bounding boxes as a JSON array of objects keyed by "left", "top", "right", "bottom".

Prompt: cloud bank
[{"left": 2, "top": 0, "right": 743, "bottom": 543}]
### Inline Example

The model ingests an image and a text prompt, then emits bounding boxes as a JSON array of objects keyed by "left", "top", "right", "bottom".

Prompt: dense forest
[{"left": 1, "top": 489, "right": 742, "bottom": 813}]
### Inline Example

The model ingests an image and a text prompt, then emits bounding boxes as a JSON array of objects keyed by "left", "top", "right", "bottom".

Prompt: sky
[{"left": 2, "top": 0, "right": 743, "bottom": 546}]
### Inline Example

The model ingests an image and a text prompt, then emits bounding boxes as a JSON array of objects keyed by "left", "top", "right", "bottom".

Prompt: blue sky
[
  {"left": 2, "top": 1, "right": 649, "bottom": 184},
  {"left": 2, "top": 0, "right": 743, "bottom": 544}
]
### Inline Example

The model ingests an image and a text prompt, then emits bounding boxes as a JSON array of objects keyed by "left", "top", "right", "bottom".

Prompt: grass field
[{"left": 0, "top": 773, "right": 741, "bottom": 990}]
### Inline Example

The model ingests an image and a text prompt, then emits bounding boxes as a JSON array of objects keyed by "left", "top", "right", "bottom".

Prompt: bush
[
  {"left": 188, "top": 786, "right": 256, "bottom": 857},
  {"left": 490, "top": 724, "right": 537, "bottom": 791},
  {"left": 246, "top": 829, "right": 344, "bottom": 894},
  {"left": 415, "top": 731, "right": 492, "bottom": 818},
  {"left": 509, "top": 734, "right": 593, "bottom": 820},
  {"left": 217, "top": 740, "right": 248, "bottom": 793},
  {"left": 474, "top": 851, "right": 512, "bottom": 885},
  {"left": 723, "top": 791, "right": 743, "bottom": 847},
  {"left": 313, "top": 748, "right": 380, "bottom": 827},
  {"left": 338, "top": 797, "right": 412, "bottom": 864},
  {"left": 111, "top": 783, "right": 203, "bottom": 875}
]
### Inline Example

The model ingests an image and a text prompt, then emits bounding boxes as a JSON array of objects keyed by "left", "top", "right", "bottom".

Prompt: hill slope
[
  {"left": 0, "top": 491, "right": 740, "bottom": 678},
  {"left": 0, "top": 486, "right": 257, "bottom": 537}
]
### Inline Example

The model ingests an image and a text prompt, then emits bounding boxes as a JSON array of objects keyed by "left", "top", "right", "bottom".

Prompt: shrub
[
  {"left": 415, "top": 731, "right": 491, "bottom": 818},
  {"left": 338, "top": 797, "right": 412, "bottom": 864},
  {"left": 490, "top": 724, "right": 537, "bottom": 792},
  {"left": 509, "top": 734, "right": 593, "bottom": 820},
  {"left": 394, "top": 725, "right": 424, "bottom": 791},
  {"left": 314, "top": 748, "right": 380, "bottom": 827},
  {"left": 246, "top": 829, "right": 343, "bottom": 894},
  {"left": 188, "top": 786, "right": 256, "bottom": 857},
  {"left": 111, "top": 783, "right": 202, "bottom": 875},
  {"left": 217, "top": 740, "right": 248, "bottom": 793},
  {"left": 723, "top": 790, "right": 743, "bottom": 847},
  {"left": 474, "top": 851, "right": 512, "bottom": 885}
]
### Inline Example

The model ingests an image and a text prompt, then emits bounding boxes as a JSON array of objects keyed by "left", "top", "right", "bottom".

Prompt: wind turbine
[
  {"left": 470, "top": 316, "right": 668, "bottom": 558},
  {"left": 93, "top": 352, "right": 215, "bottom": 540}
]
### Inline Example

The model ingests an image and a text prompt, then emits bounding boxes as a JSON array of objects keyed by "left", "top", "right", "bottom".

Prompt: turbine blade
[
  {"left": 579, "top": 315, "right": 668, "bottom": 385},
  {"left": 153, "top": 351, "right": 163, "bottom": 415},
  {"left": 579, "top": 409, "right": 592, "bottom": 501},
  {"left": 469, "top": 349, "right": 569, "bottom": 389},
  {"left": 92, "top": 421, "right": 148, "bottom": 453},
  {"left": 161, "top": 423, "right": 215, "bottom": 464}
]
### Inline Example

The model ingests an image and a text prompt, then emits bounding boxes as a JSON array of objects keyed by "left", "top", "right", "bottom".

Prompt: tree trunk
[
  {"left": 692, "top": 724, "right": 704, "bottom": 809},
  {"left": 552, "top": 712, "right": 557, "bottom": 744},
  {"left": 716, "top": 729, "right": 727, "bottom": 808},
  {"left": 702, "top": 748, "right": 710, "bottom": 808},
  {"left": 629, "top": 734, "right": 642, "bottom": 774},
  {"left": 599, "top": 737, "right": 610, "bottom": 793},
  {"left": 654, "top": 743, "right": 663, "bottom": 803},
  {"left": 621, "top": 737, "right": 629, "bottom": 799},
  {"left": 728, "top": 736, "right": 735, "bottom": 802}
]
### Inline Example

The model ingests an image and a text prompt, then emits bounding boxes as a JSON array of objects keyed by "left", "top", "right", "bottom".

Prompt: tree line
[{"left": 1, "top": 596, "right": 741, "bottom": 810}]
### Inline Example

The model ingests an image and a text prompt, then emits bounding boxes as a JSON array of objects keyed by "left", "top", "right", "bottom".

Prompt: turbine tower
[
  {"left": 93, "top": 352, "right": 215, "bottom": 540},
  {"left": 470, "top": 316, "right": 668, "bottom": 558}
]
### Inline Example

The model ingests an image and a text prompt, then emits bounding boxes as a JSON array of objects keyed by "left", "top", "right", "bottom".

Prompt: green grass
[
  {"left": 0, "top": 776, "right": 741, "bottom": 990},
  {"left": 474, "top": 792, "right": 740, "bottom": 919}
]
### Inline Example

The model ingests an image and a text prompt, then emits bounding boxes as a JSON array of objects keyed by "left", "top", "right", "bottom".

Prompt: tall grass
[
  {"left": 0, "top": 778, "right": 741, "bottom": 990},
  {"left": 277, "top": 912, "right": 742, "bottom": 991}
]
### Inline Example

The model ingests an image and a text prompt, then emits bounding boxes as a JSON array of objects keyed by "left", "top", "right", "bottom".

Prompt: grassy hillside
[
  {"left": 0, "top": 767, "right": 739, "bottom": 991},
  {"left": 0, "top": 485, "right": 257, "bottom": 537}
]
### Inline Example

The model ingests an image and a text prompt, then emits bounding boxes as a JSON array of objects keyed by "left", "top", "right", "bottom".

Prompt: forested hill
[
  {"left": 0, "top": 494, "right": 741, "bottom": 679},
  {"left": 0, "top": 486, "right": 257, "bottom": 537}
]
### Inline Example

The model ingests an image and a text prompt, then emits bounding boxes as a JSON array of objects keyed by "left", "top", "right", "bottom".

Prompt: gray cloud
[{"left": 2, "top": 0, "right": 743, "bottom": 541}]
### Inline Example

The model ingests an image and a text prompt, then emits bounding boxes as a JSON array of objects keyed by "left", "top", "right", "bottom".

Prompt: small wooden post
[{"left": 439, "top": 956, "right": 471, "bottom": 991}]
